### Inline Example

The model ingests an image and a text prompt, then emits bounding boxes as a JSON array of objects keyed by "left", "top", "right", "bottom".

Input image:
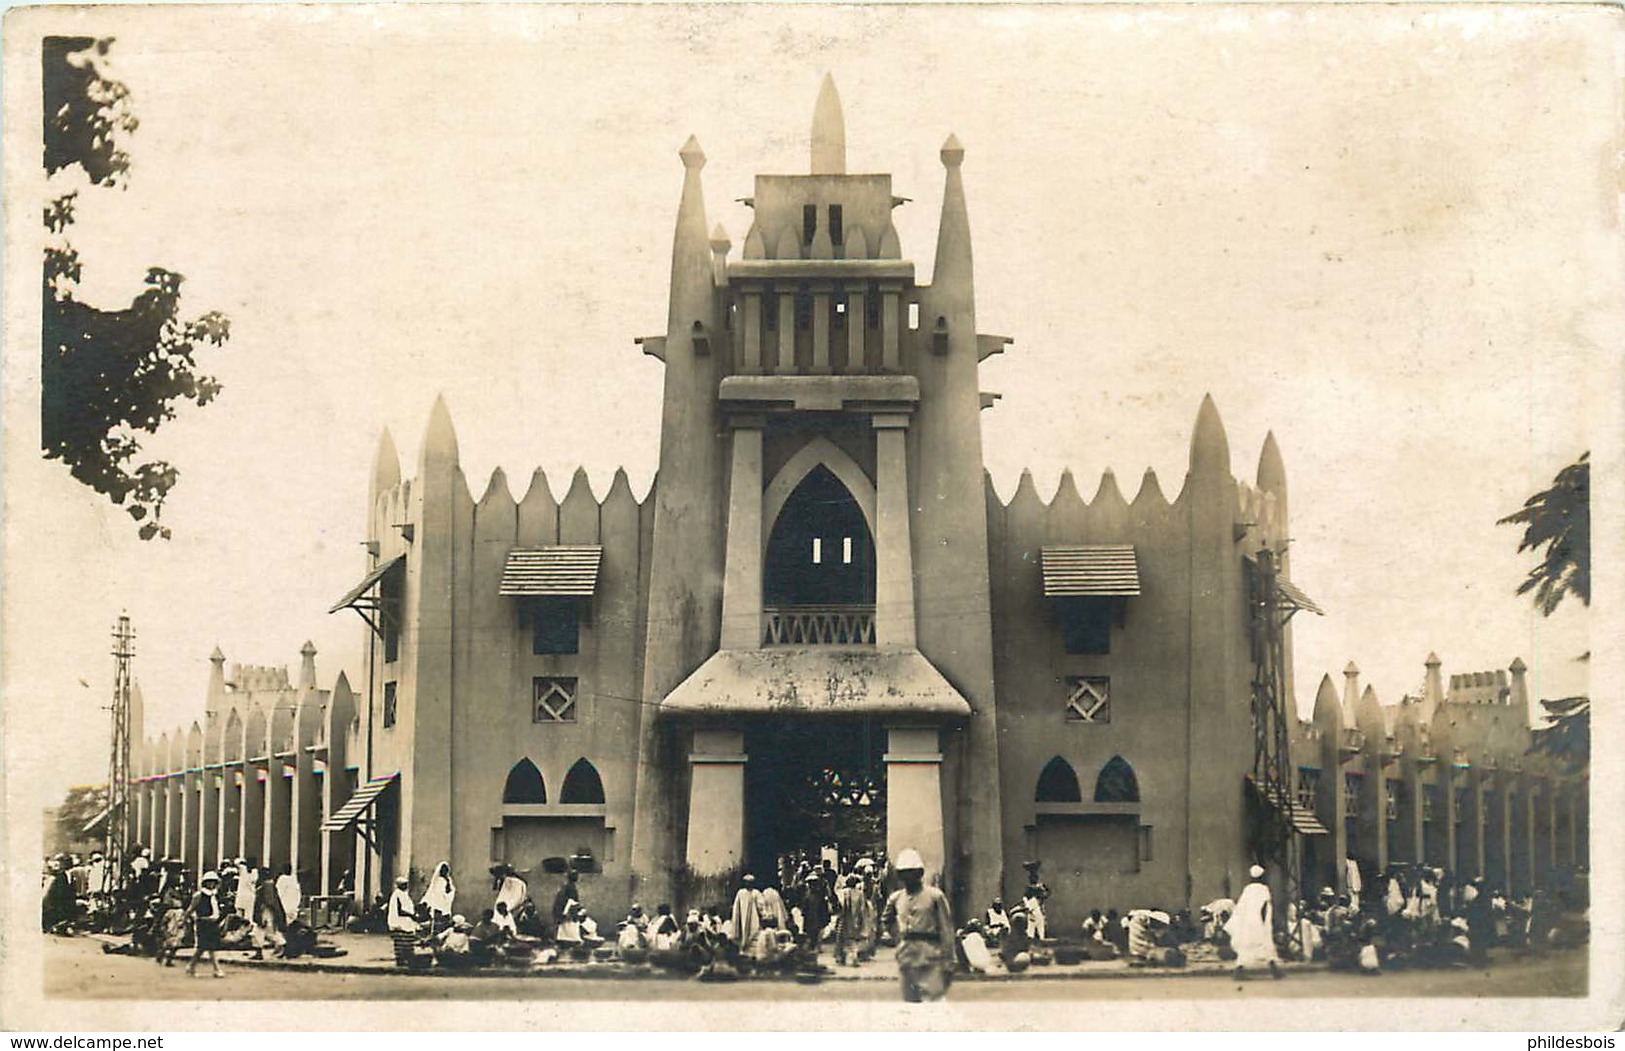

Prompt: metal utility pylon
[
  {"left": 103, "top": 613, "right": 135, "bottom": 894},
  {"left": 1249, "top": 547, "right": 1299, "bottom": 951}
]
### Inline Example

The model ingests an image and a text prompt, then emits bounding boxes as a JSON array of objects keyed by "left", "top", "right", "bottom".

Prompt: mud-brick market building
[{"left": 128, "top": 79, "right": 1588, "bottom": 928}]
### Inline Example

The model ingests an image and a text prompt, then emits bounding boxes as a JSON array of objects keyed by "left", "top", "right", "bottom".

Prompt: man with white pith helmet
[{"left": 879, "top": 848, "right": 955, "bottom": 1002}]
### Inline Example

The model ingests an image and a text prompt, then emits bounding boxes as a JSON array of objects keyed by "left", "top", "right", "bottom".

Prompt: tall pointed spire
[
  {"left": 298, "top": 641, "right": 317, "bottom": 689},
  {"left": 933, "top": 133, "right": 973, "bottom": 310},
  {"left": 421, "top": 393, "right": 460, "bottom": 470},
  {"left": 1188, "top": 393, "right": 1231, "bottom": 479},
  {"left": 370, "top": 427, "right": 401, "bottom": 506},
  {"left": 810, "top": 73, "right": 846, "bottom": 175},
  {"left": 669, "top": 134, "right": 712, "bottom": 345}
]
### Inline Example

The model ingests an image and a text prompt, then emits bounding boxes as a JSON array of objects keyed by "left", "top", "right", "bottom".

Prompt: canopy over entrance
[{"left": 660, "top": 648, "right": 971, "bottom": 717}]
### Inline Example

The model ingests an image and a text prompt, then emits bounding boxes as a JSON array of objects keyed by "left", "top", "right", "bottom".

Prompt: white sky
[{"left": 4, "top": 4, "right": 1613, "bottom": 807}]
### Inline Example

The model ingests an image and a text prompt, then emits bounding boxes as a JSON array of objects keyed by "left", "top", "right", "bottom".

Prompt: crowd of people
[
  {"left": 42, "top": 844, "right": 341, "bottom": 977},
  {"left": 957, "top": 861, "right": 1590, "bottom": 981},
  {"left": 47, "top": 842, "right": 1587, "bottom": 992}
]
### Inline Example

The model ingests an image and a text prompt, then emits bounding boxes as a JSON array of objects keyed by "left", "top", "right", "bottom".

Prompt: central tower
[{"left": 630, "top": 76, "right": 1008, "bottom": 914}]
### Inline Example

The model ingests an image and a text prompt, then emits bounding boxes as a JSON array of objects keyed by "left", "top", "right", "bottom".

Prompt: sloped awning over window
[
  {"left": 328, "top": 555, "right": 404, "bottom": 614},
  {"left": 661, "top": 648, "right": 971, "bottom": 717},
  {"left": 1248, "top": 775, "right": 1329, "bottom": 835},
  {"left": 1276, "top": 577, "right": 1325, "bottom": 616},
  {"left": 499, "top": 546, "right": 603, "bottom": 597},
  {"left": 321, "top": 772, "right": 398, "bottom": 832},
  {"left": 1041, "top": 545, "right": 1141, "bottom": 597}
]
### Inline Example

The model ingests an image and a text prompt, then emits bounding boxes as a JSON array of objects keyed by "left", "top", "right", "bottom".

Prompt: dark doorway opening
[
  {"left": 764, "top": 466, "right": 875, "bottom": 607},
  {"left": 743, "top": 718, "right": 886, "bottom": 881}
]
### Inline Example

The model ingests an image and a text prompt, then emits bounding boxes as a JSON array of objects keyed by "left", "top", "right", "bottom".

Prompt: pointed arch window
[
  {"left": 560, "top": 758, "right": 605, "bottom": 805},
  {"left": 502, "top": 758, "right": 547, "bottom": 805},
  {"left": 1094, "top": 755, "right": 1140, "bottom": 804},
  {"left": 1035, "top": 756, "right": 1083, "bottom": 804}
]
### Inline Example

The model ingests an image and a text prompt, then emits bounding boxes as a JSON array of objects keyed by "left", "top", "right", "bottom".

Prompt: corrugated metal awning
[
  {"left": 328, "top": 555, "right": 404, "bottom": 613},
  {"left": 1249, "top": 776, "right": 1330, "bottom": 836},
  {"left": 320, "top": 772, "right": 398, "bottom": 832},
  {"left": 1277, "top": 577, "right": 1325, "bottom": 616},
  {"left": 499, "top": 545, "right": 603, "bottom": 597},
  {"left": 1041, "top": 544, "right": 1141, "bottom": 597}
]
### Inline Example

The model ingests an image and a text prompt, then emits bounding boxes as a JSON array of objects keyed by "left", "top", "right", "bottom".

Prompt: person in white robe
[
  {"left": 233, "top": 860, "right": 256, "bottom": 918},
  {"left": 421, "top": 862, "right": 456, "bottom": 927},
  {"left": 493, "top": 901, "right": 519, "bottom": 938},
  {"left": 494, "top": 870, "right": 528, "bottom": 916},
  {"left": 984, "top": 898, "right": 1011, "bottom": 943},
  {"left": 275, "top": 865, "right": 302, "bottom": 924},
  {"left": 1021, "top": 886, "right": 1047, "bottom": 941},
  {"left": 728, "top": 875, "right": 761, "bottom": 947},
  {"left": 1225, "top": 864, "right": 1280, "bottom": 978},
  {"left": 758, "top": 885, "right": 791, "bottom": 931}
]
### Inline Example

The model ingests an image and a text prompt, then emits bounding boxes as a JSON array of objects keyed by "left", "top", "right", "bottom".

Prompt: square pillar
[
  {"left": 199, "top": 772, "right": 221, "bottom": 870},
  {"left": 241, "top": 767, "right": 266, "bottom": 867},
  {"left": 685, "top": 728, "right": 747, "bottom": 876},
  {"left": 885, "top": 725, "right": 945, "bottom": 883},
  {"left": 180, "top": 774, "right": 200, "bottom": 871},
  {"left": 873, "top": 415, "right": 916, "bottom": 648},
  {"left": 811, "top": 290, "right": 831, "bottom": 374},
  {"left": 720, "top": 419, "right": 764, "bottom": 650},
  {"left": 775, "top": 292, "right": 796, "bottom": 374},
  {"left": 291, "top": 752, "right": 321, "bottom": 882},
  {"left": 742, "top": 291, "right": 762, "bottom": 374},
  {"left": 881, "top": 289, "right": 900, "bottom": 371},
  {"left": 267, "top": 761, "right": 293, "bottom": 872},
  {"left": 848, "top": 289, "right": 868, "bottom": 371},
  {"left": 220, "top": 769, "right": 242, "bottom": 866}
]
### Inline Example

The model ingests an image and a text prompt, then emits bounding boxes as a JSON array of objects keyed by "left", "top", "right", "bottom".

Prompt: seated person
[
  {"left": 958, "top": 920, "right": 995, "bottom": 973},
  {"left": 1125, "top": 909, "right": 1184, "bottom": 967},
  {"left": 436, "top": 915, "right": 477, "bottom": 968},
  {"left": 984, "top": 898, "right": 1012, "bottom": 944},
  {"left": 492, "top": 901, "right": 518, "bottom": 939},
  {"left": 999, "top": 909, "right": 1033, "bottom": 973},
  {"left": 648, "top": 904, "right": 680, "bottom": 953}
]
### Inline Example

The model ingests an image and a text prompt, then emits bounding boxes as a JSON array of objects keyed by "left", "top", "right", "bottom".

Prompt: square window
[
  {"left": 530, "top": 598, "right": 581, "bottom": 655},
  {"left": 533, "top": 677, "right": 578, "bottom": 723},
  {"left": 1058, "top": 599, "right": 1111, "bottom": 655},
  {"left": 1064, "top": 676, "right": 1110, "bottom": 723},
  {"left": 382, "top": 681, "right": 398, "bottom": 729}
]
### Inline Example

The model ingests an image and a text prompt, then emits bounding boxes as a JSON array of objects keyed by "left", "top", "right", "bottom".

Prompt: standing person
[
  {"left": 185, "top": 872, "right": 226, "bottom": 979},
  {"left": 1021, "top": 861, "right": 1050, "bottom": 941},
  {"left": 232, "top": 860, "right": 255, "bottom": 918},
  {"left": 834, "top": 875, "right": 865, "bottom": 966},
  {"left": 880, "top": 848, "right": 955, "bottom": 1003},
  {"left": 550, "top": 870, "right": 579, "bottom": 926},
  {"left": 275, "top": 863, "right": 303, "bottom": 927},
  {"left": 1464, "top": 878, "right": 1493, "bottom": 967},
  {"left": 252, "top": 868, "right": 288, "bottom": 959},
  {"left": 387, "top": 875, "right": 419, "bottom": 967},
  {"left": 1225, "top": 864, "right": 1281, "bottom": 980},
  {"left": 422, "top": 861, "right": 456, "bottom": 931},
  {"left": 729, "top": 874, "right": 762, "bottom": 948}
]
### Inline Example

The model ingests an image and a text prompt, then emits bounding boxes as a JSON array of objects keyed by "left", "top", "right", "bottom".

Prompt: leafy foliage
[
  {"left": 55, "top": 783, "right": 110, "bottom": 847},
  {"left": 1529, "top": 695, "right": 1589, "bottom": 776},
  {"left": 41, "top": 36, "right": 229, "bottom": 540},
  {"left": 1498, "top": 453, "right": 1589, "bottom": 616}
]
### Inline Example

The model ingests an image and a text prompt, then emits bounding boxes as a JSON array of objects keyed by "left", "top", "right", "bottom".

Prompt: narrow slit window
[
  {"left": 908, "top": 302, "right": 920, "bottom": 330},
  {"left": 829, "top": 205, "right": 844, "bottom": 246},
  {"left": 803, "top": 204, "right": 818, "bottom": 244},
  {"left": 811, "top": 537, "right": 822, "bottom": 564},
  {"left": 842, "top": 536, "right": 852, "bottom": 565}
]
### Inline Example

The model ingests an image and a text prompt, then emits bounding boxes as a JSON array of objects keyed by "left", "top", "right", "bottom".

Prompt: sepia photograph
[{"left": 2, "top": 1, "right": 1620, "bottom": 1032}]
